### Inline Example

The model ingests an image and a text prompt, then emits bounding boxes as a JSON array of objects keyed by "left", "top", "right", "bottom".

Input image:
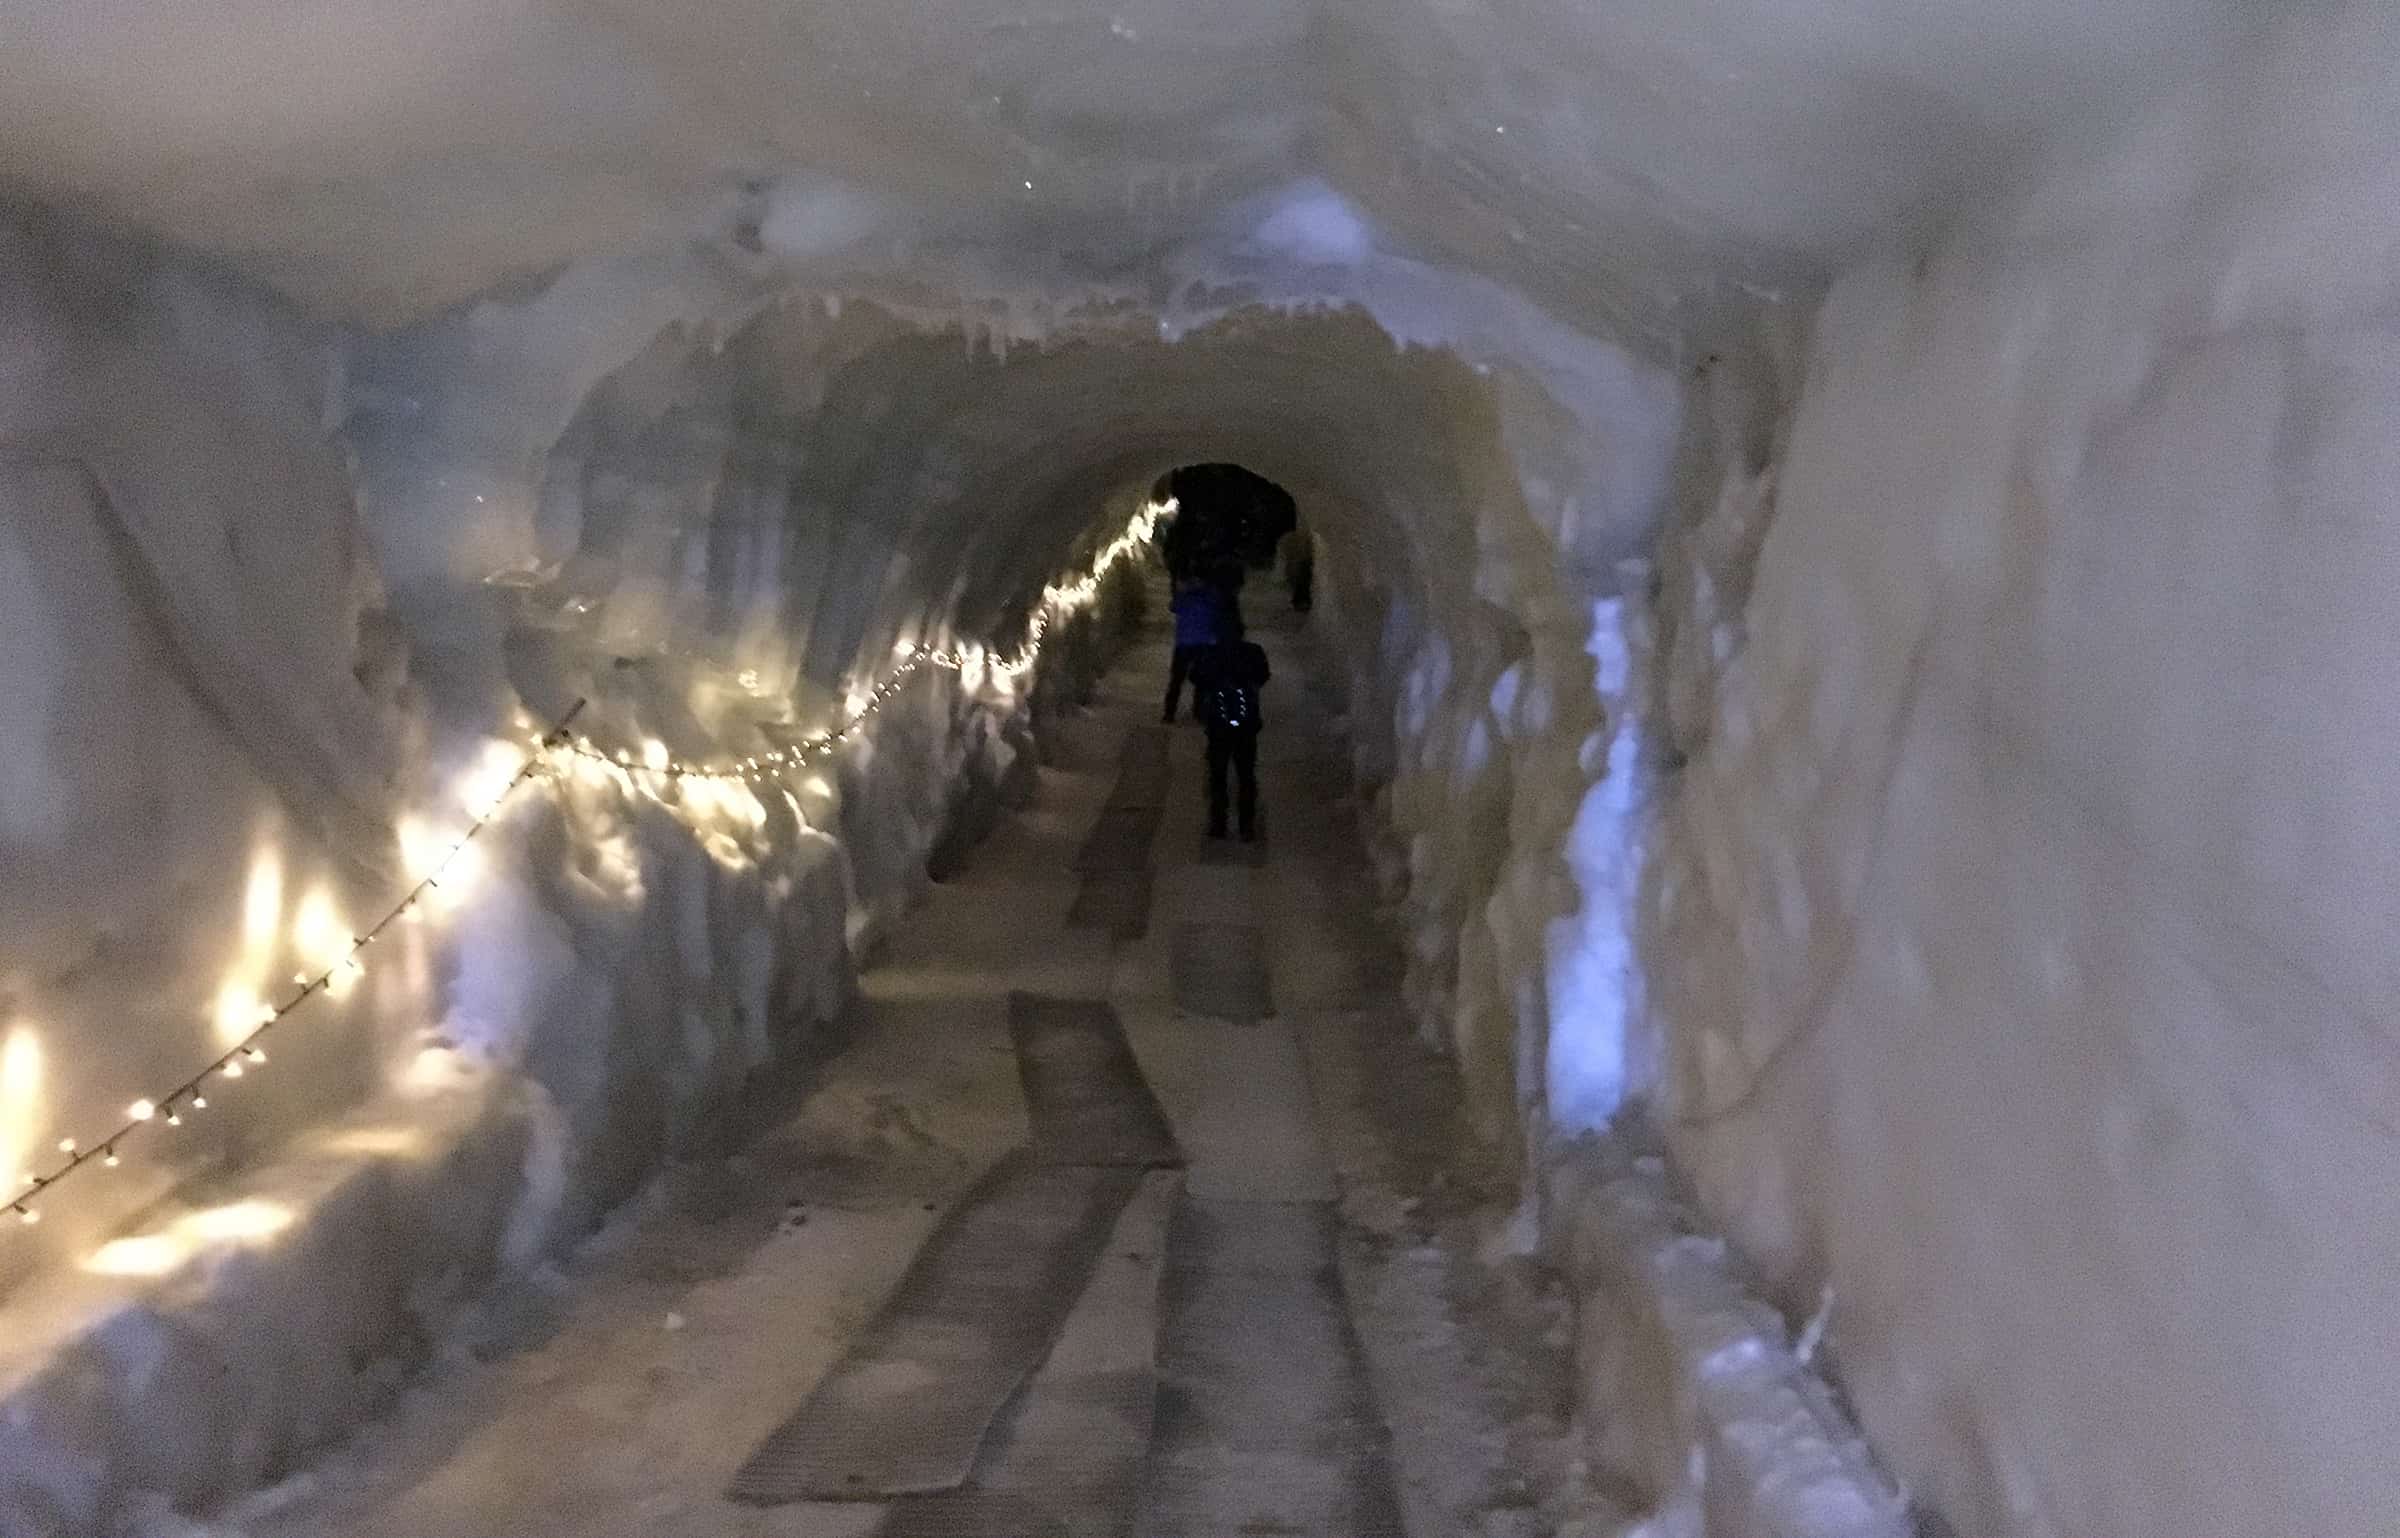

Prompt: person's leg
[
  {"left": 1233, "top": 728, "right": 1259, "bottom": 838},
  {"left": 1163, "top": 644, "right": 1193, "bottom": 722},
  {"left": 1205, "top": 729, "right": 1232, "bottom": 837}
]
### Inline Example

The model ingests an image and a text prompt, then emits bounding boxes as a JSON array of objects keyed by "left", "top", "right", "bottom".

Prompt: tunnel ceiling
[
  {"left": 0, "top": 0, "right": 2261, "bottom": 342},
  {"left": 517, "top": 301, "right": 1525, "bottom": 668}
]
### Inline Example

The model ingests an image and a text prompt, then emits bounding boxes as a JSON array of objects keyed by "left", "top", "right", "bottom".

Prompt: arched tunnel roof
[{"left": 0, "top": 0, "right": 2259, "bottom": 337}]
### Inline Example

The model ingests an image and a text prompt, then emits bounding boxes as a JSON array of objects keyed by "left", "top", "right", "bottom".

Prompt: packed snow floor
[{"left": 209, "top": 588, "right": 1621, "bottom": 1538}]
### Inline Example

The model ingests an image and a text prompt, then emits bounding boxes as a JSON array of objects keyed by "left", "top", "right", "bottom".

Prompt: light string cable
[
  {"left": 5, "top": 495, "right": 1169, "bottom": 1226},
  {"left": 4, "top": 700, "right": 588, "bottom": 1227},
  {"left": 547, "top": 495, "right": 1172, "bottom": 786}
]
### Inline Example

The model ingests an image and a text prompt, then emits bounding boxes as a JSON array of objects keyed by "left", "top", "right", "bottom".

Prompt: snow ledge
[{"left": 1547, "top": 1124, "right": 1914, "bottom": 1538}]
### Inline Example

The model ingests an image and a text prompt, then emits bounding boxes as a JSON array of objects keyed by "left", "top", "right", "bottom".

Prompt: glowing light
[
  {"left": 292, "top": 889, "right": 350, "bottom": 972},
  {"left": 325, "top": 956, "right": 367, "bottom": 1001},
  {"left": 641, "top": 739, "right": 670, "bottom": 772},
  {"left": 128, "top": 1099, "right": 156, "bottom": 1122},
  {"left": 213, "top": 982, "right": 273, "bottom": 1047},
  {"left": 56, "top": 1139, "right": 75, "bottom": 1154},
  {"left": 321, "top": 1127, "right": 426, "bottom": 1157},
  {"left": 571, "top": 752, "right": 627, "bottom": 792},
  {"left": 396, "top": 814, "right": 446, "bottom": 873},
  {"left": 737, "top": 668, "right": 762, "bottom": 690},
  {"left": 220, "top": 1060, "right": 244, "bottom": 1080},
  {"left": 1, "top": 1030, "right": 41, "bottom": 1203},
  {"left": 241, "top": 847, "right": 284, "bottom": 950},
  {"left": 16, "top": 1206, "right": 39, "bottom": 1226},
  {"left": 180, "top": 1199, "right": 293, "bottom": 1242},
  {"left": 400, "top": 1045, "right": 468, "bottom": 1094},
  {"left": 458, "top": 740, "right": 528, "bottom": 814},
  {"left": 427, "top": 838, "right": 484, "bottom": 914},
  {"left": 87, "top": 1234, "right": 188, "bottom": 1276}
]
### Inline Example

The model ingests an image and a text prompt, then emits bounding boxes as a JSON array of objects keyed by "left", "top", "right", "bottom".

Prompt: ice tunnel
[{"left": 2, "top": 4, "right": 2397, "bottom": 1535}]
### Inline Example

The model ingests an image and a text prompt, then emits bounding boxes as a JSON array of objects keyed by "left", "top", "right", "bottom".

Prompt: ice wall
[
  {"left": 0, "top": 208, "right": 1183, "bottom": 1527},
  {"left": 0, "top": 212, "right": 407, "bottom": 1279},
  {"left": 1641, "top": 13, "right": 2400, "bottom": 1534},
  {"left": 0, "top": 216, "right": 1137, "bottom": 1298}
]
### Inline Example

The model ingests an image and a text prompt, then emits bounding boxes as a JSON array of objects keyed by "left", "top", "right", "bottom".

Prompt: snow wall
[
  {"left": 1635, "top": 15, "right": 2400, "bottom": 1538},
  {"left": 0, "top": 214, "right": 1140, "bottom": 1528}
]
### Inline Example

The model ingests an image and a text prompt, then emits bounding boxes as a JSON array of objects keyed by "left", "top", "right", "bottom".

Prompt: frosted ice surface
[
  {"left": 1245, "top": 178, "right": 1375, "bottom": 268},
  {"left": 1544, "top": 600, "right": 1645, "bottom": 1133},
  {"left": 0, "top": 0, "right": 2264, "bottom": 334}
]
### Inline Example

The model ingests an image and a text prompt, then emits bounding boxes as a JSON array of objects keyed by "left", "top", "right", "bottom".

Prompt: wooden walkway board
[{"left": 726, "top": 1154, "right": 1139, "bottom": 1505}]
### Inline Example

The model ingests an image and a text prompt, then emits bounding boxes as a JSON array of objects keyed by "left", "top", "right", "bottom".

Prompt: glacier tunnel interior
[{"left": 1, "top": 5, "right": 2395, "bottom": 1536}]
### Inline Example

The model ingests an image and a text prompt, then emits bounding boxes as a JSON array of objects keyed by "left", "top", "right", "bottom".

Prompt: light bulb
[
  {"left": 103, "top": 1150, "right": 120, "bottom": 1168},
  {"left": 56, "top": 1139, "right": 76, "bottom": 1154},
  {"left": 244, "top": 1048, "right": 267, "bottom": 1065},
  {"left": 327, "top": 957, "right": 366, "bottom": 999},
  {"left": 129, "top": 1099, "right": 157, "bottom": 1122},
  {"left": 222, "top": 1060, "right": 244, "bottom": 1080},
  {"left": 15, "top": 1205, "right": 37, "bottom": 1226},
  {"left": 191, "top": 1095, "right": 208, "bottom": 1110},
  {"left": 165, "top": 1109, "right": 183, "bottom": 1127}
]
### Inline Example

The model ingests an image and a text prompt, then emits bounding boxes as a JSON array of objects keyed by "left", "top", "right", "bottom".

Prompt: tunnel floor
[{"left": 238, "top": 584, "right": 1618, "bottom": 1538}]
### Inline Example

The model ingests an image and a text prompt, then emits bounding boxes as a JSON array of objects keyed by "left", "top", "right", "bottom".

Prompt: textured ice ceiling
[{"left": 0, "top": 0, "right": 2262, "bottom": 342}]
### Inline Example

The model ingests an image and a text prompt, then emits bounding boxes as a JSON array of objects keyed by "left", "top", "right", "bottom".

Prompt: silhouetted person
[
  {"left": 1190, "top": 617, "right": 1270, "bottom": 840},
  {"left": 1211, "top": 558, "right": 1247, "bottom": 636},
  {"left": 1163, "top": 574, "right": 1227, "bottom": 722},
  {"left": 1280, "top": 527, "right": 1314, "bottom": 611},
  {"left": 1159, "top": 497, "right": 1203, "bottom": 581}
]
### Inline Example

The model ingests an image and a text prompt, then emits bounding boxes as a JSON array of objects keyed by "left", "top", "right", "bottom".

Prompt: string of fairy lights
[{"left": 5, "top": 497, "right": 1170, "bottom": 1230}]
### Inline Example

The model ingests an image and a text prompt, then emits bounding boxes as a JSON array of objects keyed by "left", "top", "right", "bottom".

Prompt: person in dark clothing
[
  {"left": 1162, "top": 575, "right": 1226, "bottom": 722},
  {"left": 1206, "top": 559, "right": 1249, "bottom": 648},
  {"left": 1189, "top": 618, "right": 1271, "bottom": 840},
  {"left": 1279, "top": 526, "right": 1314, "bottom": 611}
]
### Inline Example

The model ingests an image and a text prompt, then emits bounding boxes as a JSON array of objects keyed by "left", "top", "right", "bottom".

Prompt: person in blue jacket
[{"left": 1162, "top": 573, "right": 1224, "bottom": 722}]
